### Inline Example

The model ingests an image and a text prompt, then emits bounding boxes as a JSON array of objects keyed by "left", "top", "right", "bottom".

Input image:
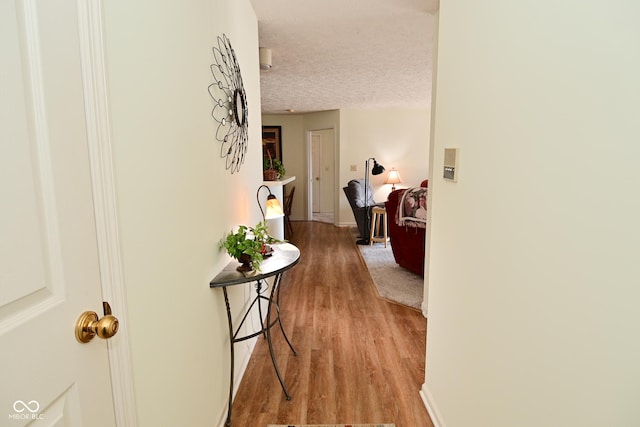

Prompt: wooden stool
[{"left": 369, "top": 206, "right": 388, "bottom": 247}]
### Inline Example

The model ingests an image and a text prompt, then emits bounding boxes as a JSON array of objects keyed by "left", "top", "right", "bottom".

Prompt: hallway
[{"left": 230, "top": 221, "right": 432, "bottom": 426}]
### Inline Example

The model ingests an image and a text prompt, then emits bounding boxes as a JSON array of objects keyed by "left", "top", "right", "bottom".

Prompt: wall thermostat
[{"left": 443, "top": 148, "right": 459, "bottom": 182}]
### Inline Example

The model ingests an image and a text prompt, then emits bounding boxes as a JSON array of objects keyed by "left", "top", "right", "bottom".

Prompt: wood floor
[{"left": 230, "top": 221, "right": 433, "bottom": 427}]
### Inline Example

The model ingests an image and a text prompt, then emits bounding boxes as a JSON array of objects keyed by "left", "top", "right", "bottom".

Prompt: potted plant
[
  {"left": 220, "top": 221, "right": 281, "bottom": 272},
  {"left": 263, "top": 155, "right": 286, "bottom": 181}
]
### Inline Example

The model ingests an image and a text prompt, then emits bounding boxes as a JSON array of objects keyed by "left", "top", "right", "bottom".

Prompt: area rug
[
  {"left": 267, "top": 424, "right": 395, "bottom": 427},
  {"left": 351, "top": 228, "right": 423, "bottom": 310}
]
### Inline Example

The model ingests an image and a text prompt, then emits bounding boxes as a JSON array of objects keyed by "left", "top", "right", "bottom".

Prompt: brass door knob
[{"left": 75, "top": 302, "right": 119, "bottom": 343}]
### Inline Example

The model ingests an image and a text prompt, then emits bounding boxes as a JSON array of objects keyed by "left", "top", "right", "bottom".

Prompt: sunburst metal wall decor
[{"left": 208, "top": 34, "right": 248, "bottom": 174}]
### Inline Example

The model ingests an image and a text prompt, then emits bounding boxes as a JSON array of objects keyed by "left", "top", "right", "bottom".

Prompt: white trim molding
[
  {"left": 421, "top": 383, "right": 446, "bottom": 427},
  {"left": 77, "top": 1, "right": 138, "bottom": 425}
]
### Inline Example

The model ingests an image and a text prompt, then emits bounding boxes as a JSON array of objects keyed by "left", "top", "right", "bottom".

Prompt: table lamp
[
  {"left": 256, "top": 185, "right": 284, "bottom": 220},
  {"left": 385, "top": 169, "right": 402, "bottom": 191}
]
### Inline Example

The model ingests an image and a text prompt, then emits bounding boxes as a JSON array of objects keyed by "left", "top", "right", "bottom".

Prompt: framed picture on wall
[{"left": 262, "top": 126, "right": 282, "bottom": 163}]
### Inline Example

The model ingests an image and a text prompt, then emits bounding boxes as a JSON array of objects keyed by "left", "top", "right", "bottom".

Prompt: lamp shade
[
  {"left": 264, "top": 195, "right": 284, "bottom": 219},
  {"left": 257, "top": 185, "right": 284, "bottom": 220},
  {"left": 385, "top": 169, "right": 402, "bottom": 184},
  {"left": 385, "top": 169, "right": 402, "bottom": 191},
  {"left": 371, "top": 159, "right": 385, "bottom": 175}
]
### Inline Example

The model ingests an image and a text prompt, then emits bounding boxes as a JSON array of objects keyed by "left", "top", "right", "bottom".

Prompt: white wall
[
  {"left": 424, "top": 2, "right": 640, "bottom": 427},
  {"left": 103, "top": 0, "right": 262, "bottom": 425},
  {"left": 339, "top": 109, "right": 430, "bottom": 226},
  {"left": 304, "top": 111, "right": 341, "bottom": 220},
  {"left": 262, "top": 114, "right": 305, "bottom": 220},
  {"left": 263, "top": 110, "right": 343, "bottom": 221},
  {"left": 265, "top": 109, "right": 430, "bottom": 224}
]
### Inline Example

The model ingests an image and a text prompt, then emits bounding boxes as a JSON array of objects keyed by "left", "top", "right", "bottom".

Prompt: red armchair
[{"left": 385, "top": 180, "right": 428, "bottom": 277}]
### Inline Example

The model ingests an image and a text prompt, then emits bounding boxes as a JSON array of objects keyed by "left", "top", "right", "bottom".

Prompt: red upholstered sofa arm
[{"left": 385, "top": 180, "right": 428, "bottom": 277}]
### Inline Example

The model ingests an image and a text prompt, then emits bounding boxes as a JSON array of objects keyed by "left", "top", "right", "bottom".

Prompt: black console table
[{"left": 210, "top": 243, "right": 300, "bottom": 427}]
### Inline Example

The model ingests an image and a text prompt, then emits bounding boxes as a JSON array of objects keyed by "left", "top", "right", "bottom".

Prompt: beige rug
[
  {"left": 352, "top": 228, "right": 423, "bottom": 309},
  {"left": 268, "top": 424, "right": 395, "bottom": 427}
]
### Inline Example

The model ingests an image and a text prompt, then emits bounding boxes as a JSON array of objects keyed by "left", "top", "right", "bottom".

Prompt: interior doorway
[{"left": 308, "top": 128, "right": 336, "bottom": 224}]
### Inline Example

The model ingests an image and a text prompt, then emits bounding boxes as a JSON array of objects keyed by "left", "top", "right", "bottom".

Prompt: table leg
[
  {"left": 223, "top": 287, "right": 233, "bottom": 427},
  {"left": 255, "top": 280, "right": 267, "bottom": 339},
  {"left": 265, "top": 277, "right": 291, "bottom": 400},
  {"left": 273, "top": 273, "right": 297, "bottom": 355}
]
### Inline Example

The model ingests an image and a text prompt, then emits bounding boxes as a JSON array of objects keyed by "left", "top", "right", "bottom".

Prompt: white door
[
  {"left": 311, "top": 133, "right": 322, "bottom": 213},
  {"left": 1, "top": 0, "right": 116, "bottom": 425},
  {"left": 309, "top": 129, "right": 335, "bottom": 218},
  {"left": 318, "top": 129, "right": 335, "bottom": 214}
]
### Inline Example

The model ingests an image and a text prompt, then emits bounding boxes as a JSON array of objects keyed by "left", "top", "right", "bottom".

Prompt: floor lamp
[{"left": 357, "top": 157, "right": 385, "bottom": 245}]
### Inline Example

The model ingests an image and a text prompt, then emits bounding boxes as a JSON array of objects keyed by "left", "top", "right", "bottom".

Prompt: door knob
[{"left": 75, "top": 301, "right": 119, "bottom": 343}]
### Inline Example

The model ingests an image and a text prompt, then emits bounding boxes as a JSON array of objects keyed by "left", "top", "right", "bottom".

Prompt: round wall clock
[{"left": 208, "top": 34, "right": 248, "bottom": 174}]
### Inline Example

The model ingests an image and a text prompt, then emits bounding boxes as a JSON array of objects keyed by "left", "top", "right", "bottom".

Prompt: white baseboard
[
  {"left": 420, "top": 383, "right": 446, "bottom": 427},
  {"left": 421, "top": 300, "right": 428, "bottom": 318}
]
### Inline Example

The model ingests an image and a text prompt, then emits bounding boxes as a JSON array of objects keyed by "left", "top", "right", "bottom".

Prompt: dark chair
[
  {"left": 343, "top": 179, "right": 384, "bottom": 240},
  {"left": 283, "top": 186, "right": 295, "bottom": 239}
]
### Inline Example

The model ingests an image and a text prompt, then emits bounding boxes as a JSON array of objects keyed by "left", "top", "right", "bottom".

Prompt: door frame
[
  {"left": 306, "top": 127, "right": 336, "bottom": 222},
  {"left": 79, "top": 2, "right": 137, "bottom": 424}
]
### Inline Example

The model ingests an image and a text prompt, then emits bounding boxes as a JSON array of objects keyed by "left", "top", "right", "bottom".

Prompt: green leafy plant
[
  {"left": 263, "top": 157, "right": 286, "bottom": 177},
  {"left": 220, "top": 221, "right": 281, "bottom": 271}
]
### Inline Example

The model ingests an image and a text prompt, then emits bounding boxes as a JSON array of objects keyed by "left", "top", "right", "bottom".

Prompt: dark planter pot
[{"left": 236, "top": 253, "right": 253, "bottom": 272}]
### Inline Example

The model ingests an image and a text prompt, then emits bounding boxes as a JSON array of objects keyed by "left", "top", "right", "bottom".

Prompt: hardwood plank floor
[{"left": 230, "top": 221, "right": 433, "bottom": 427}]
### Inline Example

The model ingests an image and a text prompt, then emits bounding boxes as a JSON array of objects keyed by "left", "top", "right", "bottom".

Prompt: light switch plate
[{"left": 443, "top": 148, "right": 458, "bottom": 182}]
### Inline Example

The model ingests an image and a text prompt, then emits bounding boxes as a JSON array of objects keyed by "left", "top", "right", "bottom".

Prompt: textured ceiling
[{"left": 250, "top": 0, "right": 439, "bottom": 114}]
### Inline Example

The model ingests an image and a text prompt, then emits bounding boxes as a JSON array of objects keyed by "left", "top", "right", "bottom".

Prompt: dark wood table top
[{"left": 210, "top": 243, "right": 300, "bottom": 288}]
